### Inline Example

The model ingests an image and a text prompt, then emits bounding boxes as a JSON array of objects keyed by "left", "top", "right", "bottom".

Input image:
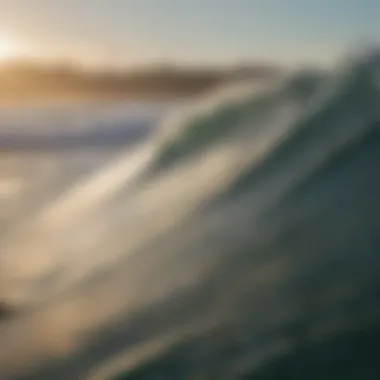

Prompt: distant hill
[{"left": 0, "top": 61, "right": 280, "bottom": 103}]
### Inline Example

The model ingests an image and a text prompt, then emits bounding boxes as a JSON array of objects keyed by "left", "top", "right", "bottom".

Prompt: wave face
[{"left": 1, "top": 52, "right": 380, "bottom": 380}]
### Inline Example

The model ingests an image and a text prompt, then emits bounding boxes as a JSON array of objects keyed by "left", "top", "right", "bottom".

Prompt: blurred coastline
[{"left": 0, "top": 61, "right": 281, "bottom": 104}]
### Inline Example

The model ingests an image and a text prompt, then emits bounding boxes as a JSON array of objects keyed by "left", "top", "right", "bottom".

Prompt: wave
[
  {"left": 1, "top": 50, "right": 380, "bottom": 379},
  {"left": 0, "top": 102, "right": 173, "bottom": 150}
]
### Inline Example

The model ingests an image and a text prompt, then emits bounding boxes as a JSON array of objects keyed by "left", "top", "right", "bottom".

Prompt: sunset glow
[{"left": 0, "top": 34, "right": 19, "bottom": 61}]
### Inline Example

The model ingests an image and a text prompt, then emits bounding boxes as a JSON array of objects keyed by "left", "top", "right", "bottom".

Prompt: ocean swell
[{"left": 0, "top": 51, "right": 379, "bottom": 379}]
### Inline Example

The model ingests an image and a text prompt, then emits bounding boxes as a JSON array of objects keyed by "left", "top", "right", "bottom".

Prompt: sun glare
[{"left": 0, "top": 34, "right": 19, "bottom": 61}]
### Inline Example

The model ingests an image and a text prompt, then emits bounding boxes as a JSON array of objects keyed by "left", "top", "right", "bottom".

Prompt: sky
[{"left": 0, "top": 0, "right": 379, "bottom": 69}]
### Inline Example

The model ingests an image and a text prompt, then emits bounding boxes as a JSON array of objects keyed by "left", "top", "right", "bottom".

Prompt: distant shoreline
[{"left": 0, "top": 62, "right": 280, "bottom": 105}]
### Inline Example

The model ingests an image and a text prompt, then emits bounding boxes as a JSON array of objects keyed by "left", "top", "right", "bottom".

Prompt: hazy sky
[{"left": 0, "top": 0, "right": 379, "bottom": 68}]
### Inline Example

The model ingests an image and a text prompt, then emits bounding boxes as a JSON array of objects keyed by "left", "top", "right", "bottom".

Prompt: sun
[{"left": 0, "top": 34, "right": 19, "bottom": 61}]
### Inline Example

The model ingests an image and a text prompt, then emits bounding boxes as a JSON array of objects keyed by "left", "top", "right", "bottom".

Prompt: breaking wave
[{"left": 1, "top": 50, "right": 380, "bottom": 379}]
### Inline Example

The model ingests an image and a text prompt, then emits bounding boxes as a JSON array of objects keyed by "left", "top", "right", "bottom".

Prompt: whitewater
[{"left": 0, "top": 51, "right": 379, "bottom": 379}]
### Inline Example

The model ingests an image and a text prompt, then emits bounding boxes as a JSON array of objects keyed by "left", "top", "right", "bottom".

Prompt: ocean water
[{"left": 0, "top": 52, "right": 380, "bottom": 380}]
